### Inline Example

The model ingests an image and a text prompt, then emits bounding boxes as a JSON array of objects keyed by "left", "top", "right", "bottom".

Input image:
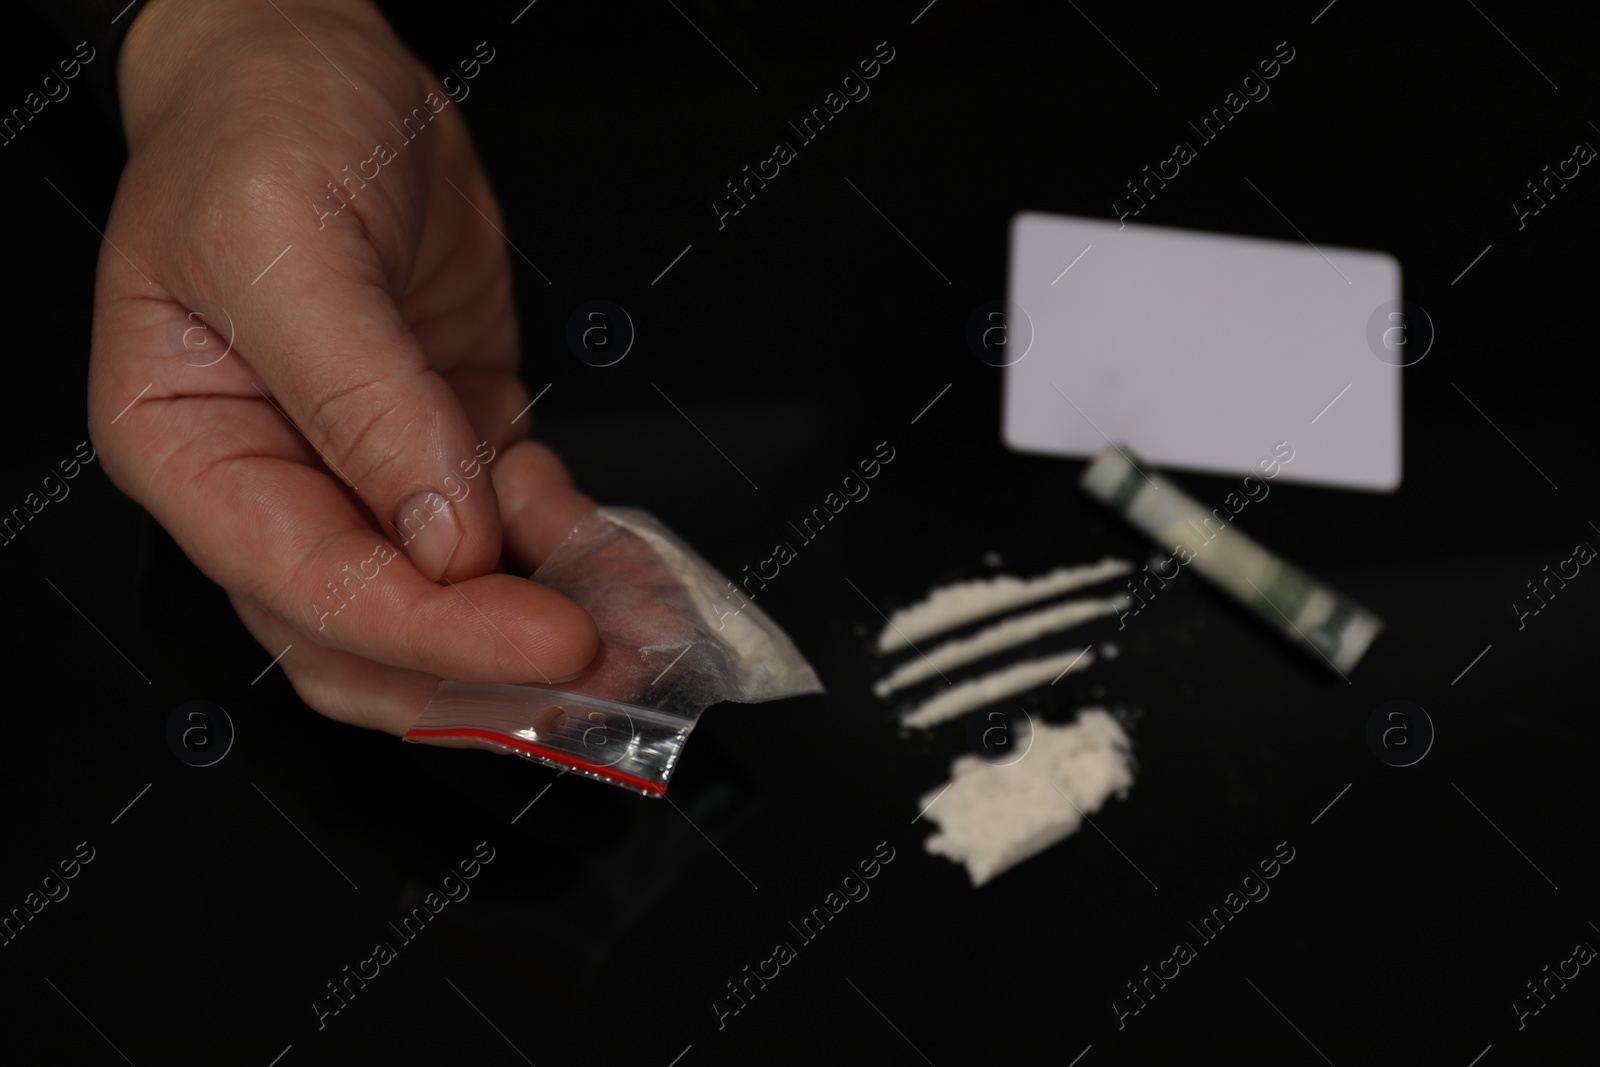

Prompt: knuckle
[
  {"left": 303, "top": 374, "right": 414, "bottom": 483},
  {"left": 169, "top": 153, "right": 310, "bottom": 287}
]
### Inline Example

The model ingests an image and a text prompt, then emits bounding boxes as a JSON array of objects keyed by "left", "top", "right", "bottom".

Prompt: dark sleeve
[{"left": 21, "top": 0, "right": 152, "bottom": 137}]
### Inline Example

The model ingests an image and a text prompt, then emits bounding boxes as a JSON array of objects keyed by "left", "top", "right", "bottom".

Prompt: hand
[{"left": 89, "top": 0, "right": 599, "bottom": 734}]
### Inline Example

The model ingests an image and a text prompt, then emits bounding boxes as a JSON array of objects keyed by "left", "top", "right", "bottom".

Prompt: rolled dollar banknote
[{"left": 1080, "top": 445, "right": 1382, "bottom": 675}]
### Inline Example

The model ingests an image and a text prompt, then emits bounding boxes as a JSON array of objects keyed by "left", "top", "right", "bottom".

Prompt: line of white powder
[
  {"left": 877, "top": 557, "right": 1133, "bottom": 653},
  {"left": 874, "top": 595, "right": 1129, "bottom": 697},
  {"left": 900, "top": 647, "right": 1096, "bottom": 729}
]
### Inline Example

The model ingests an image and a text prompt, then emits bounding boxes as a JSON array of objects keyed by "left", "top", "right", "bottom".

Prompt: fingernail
[{"left": 393, "top": 490, "right": 462, "bottom": 582}]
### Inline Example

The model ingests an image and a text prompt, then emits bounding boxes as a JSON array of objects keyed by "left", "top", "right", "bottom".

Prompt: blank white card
[{"left": 1002, "top": 211, "right": 1403, "bottom": 491}]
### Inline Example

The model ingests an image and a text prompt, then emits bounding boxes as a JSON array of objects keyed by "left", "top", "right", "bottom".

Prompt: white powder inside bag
[
  {"left": 899, "top": 647, "right": 1095, "bottom": 729},
  {"left": 874, "top": 595, "right": 1128, "bottom": 698},
  {"left": 593, "top": 508, "right": 824, "bottom": 698},
  {"left": 921, "top": 709, "right": 1133, "bottom": 886},
  {"left": 877, "top": 558, "right": 1132, "bottom": 652},
  {"left": 604, "top": 509, "right": 774, "bottom": 663}
]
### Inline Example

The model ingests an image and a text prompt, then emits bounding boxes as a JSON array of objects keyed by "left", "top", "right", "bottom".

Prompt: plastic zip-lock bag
[{"left": 405, "top": 507, "right": 824, "bottom": 796}]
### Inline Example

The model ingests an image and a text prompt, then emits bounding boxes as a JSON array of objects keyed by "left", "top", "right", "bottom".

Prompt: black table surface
[{"left": 4, "top": 1, "right": 1597, "bottom": 1063}]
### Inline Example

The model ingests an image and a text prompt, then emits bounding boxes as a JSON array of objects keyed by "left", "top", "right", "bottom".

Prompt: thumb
[{"left": 212, "top": 221, "right": 503, "bottom": 583}]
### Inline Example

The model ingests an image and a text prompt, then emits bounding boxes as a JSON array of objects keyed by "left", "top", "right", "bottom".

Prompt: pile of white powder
[{"left": 920, "top": 709, "right": 1134, "bottom": 887}]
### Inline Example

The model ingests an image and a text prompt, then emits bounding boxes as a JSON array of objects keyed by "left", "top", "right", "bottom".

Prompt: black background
[{"left": 3, "top": 1, "right": 1598, "bottom": 1063}]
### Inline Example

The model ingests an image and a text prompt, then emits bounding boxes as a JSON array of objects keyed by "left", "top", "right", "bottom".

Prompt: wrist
[{"left": 118, "top": 0, "right": 393, "bottom": 143}]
